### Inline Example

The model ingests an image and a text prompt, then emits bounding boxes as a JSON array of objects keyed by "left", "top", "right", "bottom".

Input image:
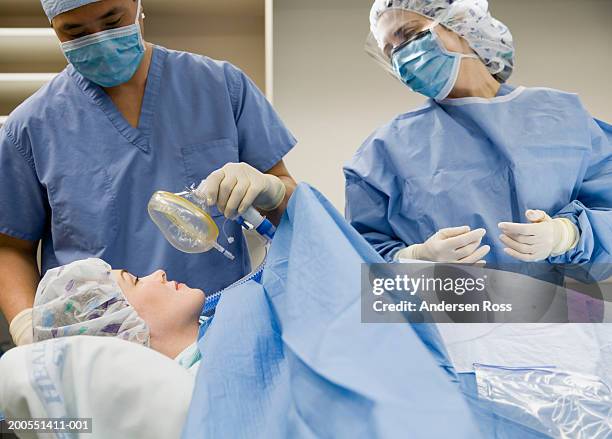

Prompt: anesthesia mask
[{"left": 148, "top": 187, "right": 276, "bottom": 260}]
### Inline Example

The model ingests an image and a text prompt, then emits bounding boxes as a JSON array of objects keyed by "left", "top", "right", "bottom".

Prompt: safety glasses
[
  {"left": 390, "top": 28, "right": 431, "bottom": 57},
  {"left": 365, "top": 23, "right": 437, "bottom": 77}
]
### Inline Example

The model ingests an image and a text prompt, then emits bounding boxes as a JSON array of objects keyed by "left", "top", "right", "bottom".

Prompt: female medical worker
[
  {"left": 345, "top": 1, "right": 612, "bottom": 274},
  {"left": 0, "top": 0, "right": 297, "bottom": 346}
]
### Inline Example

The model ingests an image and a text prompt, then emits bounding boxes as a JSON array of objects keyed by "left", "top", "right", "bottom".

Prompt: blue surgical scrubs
[
  {"left": 0, "top": 45, "right": 296, "bottom": 293},
  {"left": 344, "top": 85, "right": 612, "bottom": 279}
]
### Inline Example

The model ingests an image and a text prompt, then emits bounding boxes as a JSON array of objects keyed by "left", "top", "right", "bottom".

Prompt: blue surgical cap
[{"left": 40, "top": 0, "right": 103, "bottom": 21}]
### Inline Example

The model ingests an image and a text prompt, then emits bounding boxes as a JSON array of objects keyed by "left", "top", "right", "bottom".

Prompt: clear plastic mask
[{"left": 148, "top": 191, "right": 235, "bottom": 260}]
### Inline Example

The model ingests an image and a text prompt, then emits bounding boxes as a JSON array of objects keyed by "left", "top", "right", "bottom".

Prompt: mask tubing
[{"left": 212, "top": 242, "right": 235, "bottom": 260}]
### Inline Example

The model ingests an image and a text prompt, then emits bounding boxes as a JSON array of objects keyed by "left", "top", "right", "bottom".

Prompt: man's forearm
[
  {"left": 266, "top": 176, "right": 297, "bottom": 225},
  {"left": 0, "top": 238, "right": 39, "bottom": 323}
]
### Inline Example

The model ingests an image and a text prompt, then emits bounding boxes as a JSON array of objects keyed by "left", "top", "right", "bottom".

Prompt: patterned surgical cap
[
  {"left": 370, "top": 0, "right": 515, "bottom": 82},
  {"left": 32, "top": 258, "right": 150, "bottom": 346}
]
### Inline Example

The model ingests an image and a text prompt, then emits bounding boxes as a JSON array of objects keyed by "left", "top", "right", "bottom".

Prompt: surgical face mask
[
  {"left": 60, "top": 0, "right": 145, "bottom": 88},
  {"left": 391, "top": 26, "right": 478, "bottom": 100}
]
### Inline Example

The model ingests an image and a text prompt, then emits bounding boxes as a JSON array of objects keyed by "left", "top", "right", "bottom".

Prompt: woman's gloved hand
[
  {"left": 499, "top": 210, "right": 579, "bottom": 262},
  {"left": 196, "top": 163, "right": 286, "bottom": 219},
  {"left": 395, "top": 226, "right": 490, "bottom": 263},
  {"left": 9, "top": 308, "right": 33, "bottom": 346}
]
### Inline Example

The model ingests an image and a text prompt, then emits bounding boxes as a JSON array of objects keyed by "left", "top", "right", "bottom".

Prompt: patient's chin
[
  {"left": 193, "top": 288, "right": 205, "bottom": 299},
  {"left": 185, "top": 287, "right": 206, "bottom": 304},
  {"left": 180, "top": 290, "right": 206, "bottom": 316}
]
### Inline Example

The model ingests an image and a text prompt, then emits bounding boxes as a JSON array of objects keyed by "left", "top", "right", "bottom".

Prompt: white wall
[{"left": 273, "top": 0, "right": 612, "bottom": 209}]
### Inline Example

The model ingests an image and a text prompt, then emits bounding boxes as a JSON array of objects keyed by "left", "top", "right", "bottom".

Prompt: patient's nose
[{"left": 148, "top": 270, "right": 167, "bottom": 282}]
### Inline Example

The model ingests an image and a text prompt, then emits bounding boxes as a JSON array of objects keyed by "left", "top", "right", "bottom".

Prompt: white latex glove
[
  {"left": 499, "top": 210, "right": 579, "bottom": 262},
  {"left": 196, "top": 163, "right": 286, "bottom": 219},
  {"left": 395, "top": 226, "right": 490, "bottom": 263},
  {"left": 9, "top": 307, "right": 33, "bottom": 346}
]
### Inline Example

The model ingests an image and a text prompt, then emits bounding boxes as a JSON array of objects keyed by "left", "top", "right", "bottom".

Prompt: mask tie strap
[{"left": 431, "top": 22, "right": 479, "bottom": 60}]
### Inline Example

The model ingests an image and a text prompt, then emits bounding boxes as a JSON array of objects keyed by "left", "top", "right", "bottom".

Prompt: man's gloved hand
[
  {"left": 499, "top": 210, "right": 579, "bottom": 262},
  {"left": 9, "top": 308, "right": 33, "bottom": 346},
  {"left": 196, "top": 163, "right": 286, "bottom": 219},
  {"left": 396, "top": 226, "right": 490, "bottom": 263}
]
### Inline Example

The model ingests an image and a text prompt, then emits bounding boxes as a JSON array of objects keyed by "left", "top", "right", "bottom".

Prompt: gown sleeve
[
  {"left": 226, "top": 65, "right": 297, "bottom": 173},
  {"left": 549, "top": 118, "right": 612, "bottom": 280},
  {"left": 344, "top": 170, "right": 407, "bottom": 262},
  {"left": 0, "top": 125, "right": 47, "bottom": 241}
]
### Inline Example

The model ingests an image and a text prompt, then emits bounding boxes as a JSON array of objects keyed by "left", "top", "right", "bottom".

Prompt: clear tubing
[
  {"left": 213, "top": 242, "right": 235, "bottom": 260},
  {"left": 222, "top": 218, "right": 235, "bottom": 244}
]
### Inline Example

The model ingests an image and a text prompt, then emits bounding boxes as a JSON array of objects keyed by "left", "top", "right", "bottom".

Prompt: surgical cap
[
  {"left": 32, "top": 258, "right": 150, "bottom": 346},
  {"left": 40, "top": 0, "right": 103, "bottom": 21},
  {"left": 370, "top": 0, "right": 515, "bottom": 82}
]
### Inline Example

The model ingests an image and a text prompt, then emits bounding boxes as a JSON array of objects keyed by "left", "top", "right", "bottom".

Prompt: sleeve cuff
[
  {"left": 9, "top": 308, "right": 33, "bottom": 346},
  {"left": 550, "top": 217, "right": 580, "bottom": 257}
]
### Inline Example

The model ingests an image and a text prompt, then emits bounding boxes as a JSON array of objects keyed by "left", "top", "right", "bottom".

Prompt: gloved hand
[
  {"left": 499, "top": 210, "right": 579, "bottom": 262},
  {"left": 395, "top": 226, "right": 490, "bottom": 263},
  {"left": 196, "top": 163, "right": 286, "bottom": 219},
  {"left": 9, "top": 308, "right": 33, "bottom": 346}
]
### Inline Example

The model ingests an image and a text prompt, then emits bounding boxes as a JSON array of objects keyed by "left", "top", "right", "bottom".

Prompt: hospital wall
[
  {"left": 273, "top": 0, "right": 612, "bottom": 210},
  {"left": 0, "top": 0, "right": 266, "bottom": 116}
]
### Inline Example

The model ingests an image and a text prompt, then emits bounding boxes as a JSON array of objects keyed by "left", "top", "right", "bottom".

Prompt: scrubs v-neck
[{"left": 0, "top": 45, "right": 297, "bottom": 293}]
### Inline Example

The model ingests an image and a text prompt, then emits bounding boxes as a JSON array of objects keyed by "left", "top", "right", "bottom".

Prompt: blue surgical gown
[
  {"left": 184, "top": 184, "right": 547, "bottom": 438},
  {"left": 0, "top": 45, "right": 296, "bottom": 293},
  {"left": 344, "top": 85, "right": 612, "bottom": 278}
]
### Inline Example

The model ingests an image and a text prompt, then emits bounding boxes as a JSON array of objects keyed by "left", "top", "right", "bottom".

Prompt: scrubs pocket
[
  {"left": 48, "top": 169, "right": 119, "bottom": 253},
  {"left": 181, "top": 138, "right": 238, "bottom": 187}
]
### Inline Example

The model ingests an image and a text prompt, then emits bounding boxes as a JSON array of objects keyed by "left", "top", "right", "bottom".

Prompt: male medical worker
[
  {"left": 345, "top": 0, "right": 612, "bottom": 274},
  {"left": 0, "top": 0, "right": 297, "bottom": 345}
]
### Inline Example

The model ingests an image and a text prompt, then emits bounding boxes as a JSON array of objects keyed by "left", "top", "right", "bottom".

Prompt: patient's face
[{"left": 113, "top": 269, "right": 205, "bottom": 337}]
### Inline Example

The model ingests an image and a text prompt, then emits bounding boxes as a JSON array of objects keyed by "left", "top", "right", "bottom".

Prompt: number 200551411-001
[{"left": 1, "top": 418, "right": 92, "bottom": 434}]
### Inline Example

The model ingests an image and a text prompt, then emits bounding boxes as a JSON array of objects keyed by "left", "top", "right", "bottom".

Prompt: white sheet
[
  {"left": 395, "top": 260, "right": 612, "bottom": 379},
  {"left": 0, "top": 336, "right": 195, "bottom": 439},
  {"left": 438, "top": 323, "right": 612, "bottom": 382}
]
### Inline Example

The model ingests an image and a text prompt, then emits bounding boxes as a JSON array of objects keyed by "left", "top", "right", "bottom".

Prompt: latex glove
[
  {"left": 395, "top": 226, "right": 490, "bottom": 263},
  {"left": 196, "top": 163, "right": 286, "bottom": 219},
  {"left": 9, "top": 308, "right": 33, "bottom": 346},
  {"left": 498, "top": 210, "right": 579, "bottom": 262}
]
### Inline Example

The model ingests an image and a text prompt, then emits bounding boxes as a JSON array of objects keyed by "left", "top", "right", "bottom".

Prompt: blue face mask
[
  {"left": 60, "top": 1, "right": 144, "bottom": 88},
  {"left": 391, "top": 26, "right": 478, "bottom": 100}
]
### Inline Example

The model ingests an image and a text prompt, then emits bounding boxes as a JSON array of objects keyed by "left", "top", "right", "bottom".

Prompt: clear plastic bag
[{"left": 475, "top": 364, "right": 612, "bottom": 438}]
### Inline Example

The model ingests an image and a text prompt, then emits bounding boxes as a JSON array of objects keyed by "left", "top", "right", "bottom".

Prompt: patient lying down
[
  {"left": 0, "top": 258, "right": 204, "bottom": 438},
  {"left": 32, "top": 258, "right": 205, "bottom": 373}
]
